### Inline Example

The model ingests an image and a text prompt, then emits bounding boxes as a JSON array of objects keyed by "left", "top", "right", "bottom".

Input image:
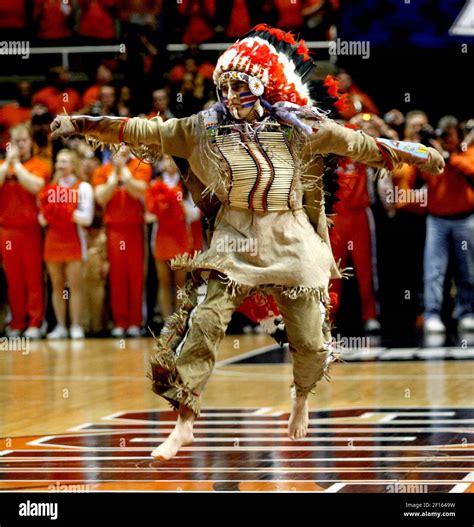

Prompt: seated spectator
[
  {"left": 82, "top": 65, "right": 113, "bottom": 109},
  {"left": 148, "top": 88, "right": 175, "bottom": 120},
  {"left": 89, "top": 85, "right": 117, "bottom": 117},
  {"left": 33, "top": 67, "right": 81, "bottom": 115}
]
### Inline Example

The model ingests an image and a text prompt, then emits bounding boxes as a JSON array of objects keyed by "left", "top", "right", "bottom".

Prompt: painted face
[{"left": 220, "top": 79, "right": 258, "bottom": 120}]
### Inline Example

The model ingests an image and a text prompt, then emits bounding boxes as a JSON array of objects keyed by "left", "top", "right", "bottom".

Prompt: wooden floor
[{"left": 1, "top": 336, "right": 473, "bottom": 492}]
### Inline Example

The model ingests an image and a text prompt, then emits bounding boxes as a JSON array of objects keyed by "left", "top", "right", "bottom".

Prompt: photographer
[{"left": 421, "top": 116, "right": 474, "bottom": 333}]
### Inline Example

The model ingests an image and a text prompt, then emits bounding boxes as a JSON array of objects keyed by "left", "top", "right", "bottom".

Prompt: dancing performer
[{"left": 50, "top": 24, "right": 444, "bottom": 460}]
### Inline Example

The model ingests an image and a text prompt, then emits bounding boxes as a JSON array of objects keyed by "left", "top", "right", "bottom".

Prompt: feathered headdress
[{"left": 213, "top": 24, "right": 315, "bottom": 106}]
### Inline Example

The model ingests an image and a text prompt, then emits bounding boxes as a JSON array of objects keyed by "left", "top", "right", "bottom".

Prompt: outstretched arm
[
  {"left": 50, "top": 114, "right": 198, "bottom": 160},
  {"left": 308, "top": 118, "right": 445, "bottom": 175}
]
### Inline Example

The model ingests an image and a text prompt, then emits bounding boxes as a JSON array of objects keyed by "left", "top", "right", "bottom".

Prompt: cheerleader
[
  {"left": 0, "top": 124, "right": 50, "bottom": 338},
  {"left": 92, "top": 146, "right": 151, "bottom": 338},
  {"left": 39, "top": 149, "right": 94, "bottom": 339},
  {"left": 146, "top": 155, "right": 202, "bottom": 318}
]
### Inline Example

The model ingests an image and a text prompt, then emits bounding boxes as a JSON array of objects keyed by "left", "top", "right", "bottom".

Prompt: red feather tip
[
  {"left": 323, "top": 75, "right": 340, "bottom": 98},
  {"left": 335, "top": 94, "right": 349, "bottom": 112}
]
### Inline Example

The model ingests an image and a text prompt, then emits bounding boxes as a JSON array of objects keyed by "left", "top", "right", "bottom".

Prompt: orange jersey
[
  {"left": 0, "top": 157, "right": 51, "bottom": 227},
  {"left": 334, "top": 158, "right": 371, "bottom": 212},
  {"left": 32, "top": 86, "right": 81, "bottom": 115},
  {"left": 92, "top": 158, "right": 152, "bottom": 225},
  {"left": 0, "top": 1, "right": 26, "bottom": 28},
  {"left": 421, "top": 146, "right": 474, "bottom": 216}
]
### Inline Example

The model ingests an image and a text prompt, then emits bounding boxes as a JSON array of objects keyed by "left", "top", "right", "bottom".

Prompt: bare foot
[
  {"left": 151, "top": 406, "right": 195, "bottom": 461},
  {"left": 288, "top": 394, "right": 309, "bottom": 440}
]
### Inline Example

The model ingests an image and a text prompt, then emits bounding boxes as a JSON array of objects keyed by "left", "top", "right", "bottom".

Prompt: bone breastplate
[{"left": 214, "top": 128, "right": 296, "bottom": 212}]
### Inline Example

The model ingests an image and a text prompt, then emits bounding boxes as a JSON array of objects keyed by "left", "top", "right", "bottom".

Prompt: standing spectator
[
  {"left": 40, "top": 150, "right": 94, "bottom": 339},
  {"left": 0, "top": 1, "right": 27, "bottom": 40},
  {"left": 92, "top": 147, "right": 152, "bottom": 338},
  {"left": 33, "top": 0, "right": 73, "bottom": 41},
  {"left": 0, "top": 124, "right": 50, "bottom": 338},
  {"left": 33, "top": 67, "right": 81, "bottom": 115},
  {"left": 330, "top": 156, "right": 380, "bottom": 333},
  {"left": 178, "top": 0, "right": 216, "bottom": 46},
  {"left": 336, "top": 71, "right": 379, "bottom": 120},
  {"left": 422, "top": 116, "right": 474, "bottom": 333},
  {"left": 390, "top": 110, "right": 430, "bottom": 328},
  {"left": 77, "top": 0, "right": 118, "bottom": 41}
]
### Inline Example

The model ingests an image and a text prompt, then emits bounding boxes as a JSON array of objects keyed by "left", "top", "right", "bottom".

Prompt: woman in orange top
[
  {"left": 39, "top": 149, "right": 94, "bottom": 339},
  {"left": 146, "top": 155, "right": 202, "bottom": 318}
]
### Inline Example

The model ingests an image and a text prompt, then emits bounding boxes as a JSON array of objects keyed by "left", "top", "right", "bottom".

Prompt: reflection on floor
[{"left": 1, "top": 408, "right": 473, "bottom": 492}]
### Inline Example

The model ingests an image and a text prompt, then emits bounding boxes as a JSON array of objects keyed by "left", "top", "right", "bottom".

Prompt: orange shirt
[
  {"left": 334, "top": 158, "right": 371, "bottom": 212},
  {"left": 82, "top": 85, "right": 101, "bottom": 108},
  {"left": 92, "top": 158, "right": 152, "bottom": 226},
  {"left": 421, "top": 146, "right": 474, "bottom": 217},
  {"left": 33, "top": 86, "right": 81, "bottom": 115},
  {"left": 0, "top": 157, "right": 51, "bottom": 227},
  {"left": 78, "top": 0, "right": 118, "bottom": 40},
  {"left": 0, "top": 1, "right": 26, "bottom": 28},
  {"left": 34, "top": 0, "right": 72, "bottom": 40}
]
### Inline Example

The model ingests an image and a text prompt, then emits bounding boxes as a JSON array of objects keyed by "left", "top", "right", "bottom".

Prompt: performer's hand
[
  {"left": 423, "top": 147, "right": 445, "bottom": 175},
  {"left": 50, "top": 116, "right": 76, "bottom": 139}
]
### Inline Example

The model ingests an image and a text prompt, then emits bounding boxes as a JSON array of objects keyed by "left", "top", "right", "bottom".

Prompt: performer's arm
[
  {"left": 309, "top": 118, "right": 445, "bottom": 175},
  {"left": 50, "top": 115, "right": 197, "bottom": 159}
]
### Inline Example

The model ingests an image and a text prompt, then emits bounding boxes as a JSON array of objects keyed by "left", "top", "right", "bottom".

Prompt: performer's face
[{"left": 220, "top": 80, "right": 258, "bottom": 121}]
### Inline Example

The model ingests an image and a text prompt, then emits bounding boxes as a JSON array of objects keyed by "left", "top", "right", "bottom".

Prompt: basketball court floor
[{"left": 1, "top": 334, "right": 473, "bottom": 493}]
